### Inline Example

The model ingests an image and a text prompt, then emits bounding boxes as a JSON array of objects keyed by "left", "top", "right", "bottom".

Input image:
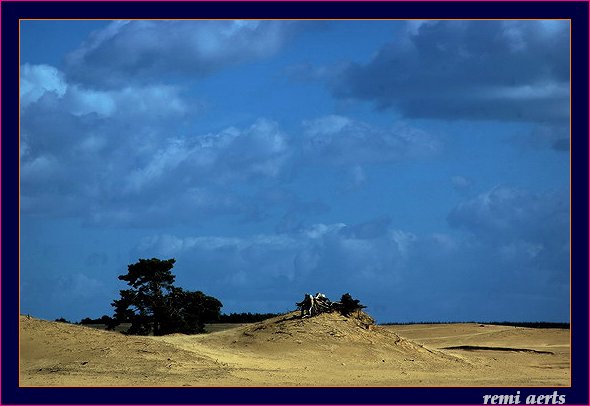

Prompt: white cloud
[
  {"left": 21, "top": 64, "right": 187, "bottom": 119},
  {"left": 111, "top": 86, "right": 187, "bottom": 117},
  {"left": 302, "top": 115, "right": 353, "bottom": 136},
  {"left": 132, "top": 217, "right": 421, "bottom": 296},
  {"left": 131, "top": 187, "right": 564, "bottom": 320},
  {"left": 20, "top": 64, "right": 67, "bottom": 108},
  {"left": 405, "top": 20, "right": 434, "bottom": 36},
  {"left": 64, "top": 20, "right": 298, "bottom": 88},
  {"left": 130, "top": 207, "right": 568, "bottom": 321},
  {"left": 218, "top": 119, "right": 290, "bottom": 178},
  {"left": 122, "top": 118, "right": 290, "bottom": 196},
  {"left": 302, "top": 115, "right": 439, "bottom": 166},
  {"left": 64, "top": 86, "right": 115, "bottom": 117},
  {"left": 20, "top": 64, "right": 293, "bottom": 224},
  {"left": 21, "top": 80, "right": 292, "bottom": 226},
  {"left": 486, "top": 83, "right": 569, "bottom": 101},
  {"left": 125, "top": 138, "right": 191, "bottom": 194},
  {"left": 303, "top": 222, "right": 346, "bottom": 239}
]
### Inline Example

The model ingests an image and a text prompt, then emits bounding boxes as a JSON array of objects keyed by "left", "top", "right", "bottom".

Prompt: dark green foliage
[
  {"left": 295, "top": 292, "right": 367, "bottom": 318},
  {"left": 338, "top": 293, "right": 366, "bottom": 316},
  {"left": 111, "top": 258, "right": 222, "bottom": 336},
  {"left": 55, "top": 317, "right": 70, "bottom": 323},
  {"left": 79, "top": 315, "right": 115, "bottom": 325},
  {"left": 161, "top": 287, "right": 223, "bottom": 334}
]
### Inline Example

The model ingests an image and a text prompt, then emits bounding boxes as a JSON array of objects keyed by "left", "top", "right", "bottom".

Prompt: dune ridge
[{"left": 19, "top": 313, "right": 569, "bottom": 387}]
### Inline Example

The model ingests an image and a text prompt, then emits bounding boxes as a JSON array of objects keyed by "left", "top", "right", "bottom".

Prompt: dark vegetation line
[
  {"left": 67, "top": 317, "right": 570, "bottom": 330},
  {"left": 380, "top": 321, "right": 570, "bottom": 329},
  {"left": 74, "top": 312, "right": 282, "bottom": 326}
]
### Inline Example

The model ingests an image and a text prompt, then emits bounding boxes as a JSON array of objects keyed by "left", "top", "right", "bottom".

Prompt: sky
[{"left": 19, "top": 19, "right": 570, "bottom": 323}]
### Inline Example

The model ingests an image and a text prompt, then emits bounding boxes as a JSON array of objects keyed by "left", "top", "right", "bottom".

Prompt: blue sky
[{"left": 20, "top": 20, "right": 570, "bottom": 323}]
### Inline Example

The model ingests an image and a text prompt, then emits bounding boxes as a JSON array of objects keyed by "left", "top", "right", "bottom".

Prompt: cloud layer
[
  {"left": 332, "top": 20, "right": 569, "bottom": 124},
  {"left": 20, "top": 21, "right": 570, "bottom": 323},
  {"left": 20, "top": 62, "right": 438, "bottom": 227},
  {"left": 64, "top": 20, "right": 298, "bottom": 88},
  {"left": 301, "top": 115, "right": 439, "bottom": 166},
  {"left": 132, "top": 186, "right": 569, "bottom": 321}
]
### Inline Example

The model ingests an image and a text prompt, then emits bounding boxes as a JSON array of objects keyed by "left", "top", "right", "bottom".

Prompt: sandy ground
[{"left": 19, "top": 313, "right": 569, "bottom": 387}]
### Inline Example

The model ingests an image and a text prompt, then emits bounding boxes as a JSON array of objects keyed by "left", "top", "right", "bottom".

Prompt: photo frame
[{"left": 2, "top": 1, "right": 588, "bottom": 404}]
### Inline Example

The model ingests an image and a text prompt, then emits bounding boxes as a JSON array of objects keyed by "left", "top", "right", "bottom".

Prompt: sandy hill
[
  {"left": 19, "top": 315, "right": 227, "bottom": 386},
  {"left": 192, "top": 311, "right": 460, "bottom": 363},
  {"left": 19, "top": 313, "right": 569, "bottom": 387}
]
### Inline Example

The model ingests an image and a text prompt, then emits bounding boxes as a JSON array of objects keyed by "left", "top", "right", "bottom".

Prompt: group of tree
[
  {"left": 111, "top": 258, "right": 222, "bottom": 336},
  {"left": 79, "top": 315, "right": 114, "bottom": 325},
  {"left": 69, "top": 257, "right": 373, "bottom": 336}
]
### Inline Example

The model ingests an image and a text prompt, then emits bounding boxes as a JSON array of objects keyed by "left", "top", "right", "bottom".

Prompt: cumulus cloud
[
  {"left": 332, "top": 20, "right": 569, "bottom": 124},
  {"left": 20, "top": 64, "right": 192, "bottom": 218},
  {"left": 126, "top": 185, "right": 569, "bottom": 321},
  {"left": 301, "top": 115, "right": 439, "bottom": 166},
  {"left": 19, "top": 20, "right": 570, "bottom": 323},
  {"left": 447, "top": 186, "right": 569, "bottom": 305},
  {"left": 21, "top": 64, "right": 188, "bottom": 119},
  {"left": 122, "top": 118, "right": 291, "bottom": 200},
  {"left": 133, "top": 217, "right": 417, "bottom": 308},
  {"left": 448, "top": 186, "right": 569, "bottom": 245},
  {"left": 21, "top": 64, "right": 443, "bottom": 228},
  {"left": 20, "top": 64, "right": 292, "bottom": 226},
  {"left": 274, "top": 200, "right": 330, "bottom": 234},
  {"left": 64, "top": 20, "right": 298, "bottom": 88},
  {"left": 20, "top": 64, "right": 68, "bottom": 108}
]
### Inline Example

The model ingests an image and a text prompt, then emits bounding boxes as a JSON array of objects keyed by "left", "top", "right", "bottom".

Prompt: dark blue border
[{"left": 2, "top": 1, "right": 588, "bottom": 405}]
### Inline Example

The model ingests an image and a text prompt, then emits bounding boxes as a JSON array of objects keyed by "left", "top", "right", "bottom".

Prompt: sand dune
[{"left": 19, "top": 313, "right": 569, "bottom": 387}]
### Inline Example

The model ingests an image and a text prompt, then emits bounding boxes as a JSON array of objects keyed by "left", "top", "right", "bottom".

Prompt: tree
[
  {"left": 339, "top": 293, "right": 366, "bottom": 316},
  {"left": 111, "top": 258, "right": 222, "bottom": 335},
  {"left": 163, "top": 287, "right": 223, "bottom": 334}
]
